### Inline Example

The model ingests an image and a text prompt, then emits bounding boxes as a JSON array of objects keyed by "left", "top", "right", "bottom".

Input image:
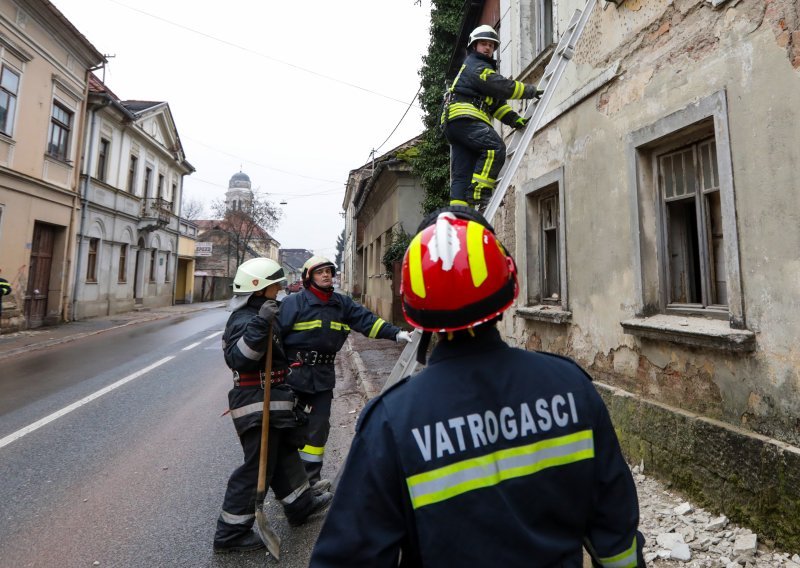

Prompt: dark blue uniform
[
  {"left": 311, "top": 327, "right": 645, "bottom": 567},
  {"left": 214, "top": 295, "right": 318, "bottom": 547},
  {"left": 279, "top": 288, "right": 401, "bottom": 482}
]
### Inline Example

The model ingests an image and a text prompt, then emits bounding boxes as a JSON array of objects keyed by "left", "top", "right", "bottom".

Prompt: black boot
[
  {"left": 213, "top": 530, "right": 265, "bottom": 553},
  {"left": 285, "top": 490, "right": 333, "bottom": 527}
]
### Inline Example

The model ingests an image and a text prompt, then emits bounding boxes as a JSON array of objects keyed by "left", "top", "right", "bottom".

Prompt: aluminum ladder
[{"left": 383, "top": 0, "right": 598, "bottom": 392}]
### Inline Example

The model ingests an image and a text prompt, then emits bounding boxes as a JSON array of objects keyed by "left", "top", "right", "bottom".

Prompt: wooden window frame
[
  {"left": 86, "top": 238, "right": 98, "bottom": 283},
  {"left": 0, "top": 65, "right": 20, "bottom": 136},
  {"left": 47, "top": 101, "right": 73, "bottom": 161}
]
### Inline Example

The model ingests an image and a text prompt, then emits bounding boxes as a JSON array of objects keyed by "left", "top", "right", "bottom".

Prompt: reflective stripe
[
  {"left": 229, "top": 401, "right": 294, "bottom": 419},
  {"left": 330, "top": 321, "right": 351, "bottom": 332},
  {"left": 479, "top": 149, "right": 494, "bottom": 181},
  {"left": 236, "top": 336, "right": 264, "bottom": 361},
  {"left": 220, "top": 510, "right": 255, "bottom": 525},
  {"left": 406, "top": 429, "right": 594, "bottom": 509},
  {"left": 466, "top": 221, "right": 488, "bottom": 287},
  {"left": 599, "top": 536, "right": 639, "bottom": 568},
  {"left": 292, "top": 320, "right": 322, "bottom": 331},
  {"left": 299, "top": 445, "right": 324, "bottom": 463},
  {"left": 408, "top": 233, "right": 426, "bottom": 299},
  {"left": 494, "top": 105, "right": 512, "bottom": 120},
  {"left": 479, "top": 68, "right": 495, "bottom": 81},
  {"left": 447, "top": 103, "right": 492, "bottom": 125},
  {"left": 280, "top": 480, "right": 311, "bottom": 505},
  {"left": 368, "top": 318, "right": 385, "bottom": 339},
  {"left": 450, "top": 199, "right": 469, "bottom": 206},
  {"left": 512, "top": 81, "right": 524, "bottom": 99}
]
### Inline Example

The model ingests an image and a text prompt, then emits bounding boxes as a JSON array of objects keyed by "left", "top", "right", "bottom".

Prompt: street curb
[
  {"left": 0, "top": 302, "right": 225, "bottom": 362},
  {"left": 341, "top": 337, "right": 380, "bottom": 401}
]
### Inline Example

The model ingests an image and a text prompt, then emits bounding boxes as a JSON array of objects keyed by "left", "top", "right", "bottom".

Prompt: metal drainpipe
[
  {"left": 171, "top": 176, "right": 183, "bottom": 306},
  {"left": 71, "top": 105, "right": 99, "bottom": 321}
]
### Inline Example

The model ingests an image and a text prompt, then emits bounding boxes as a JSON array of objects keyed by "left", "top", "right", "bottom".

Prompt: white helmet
[
  {"left": 301, "top": 256, "right": 336, "bottom": 285},
  {"left": 232, "top": 258, "right": 286, "bottom": 294},
  {"left": 468, "top": 25, "right": 500, "bottom": 49}
]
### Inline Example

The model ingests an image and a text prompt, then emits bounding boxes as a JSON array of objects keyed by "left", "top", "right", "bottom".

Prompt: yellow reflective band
[
  {"left": 467, "top": 221, "right": 488, "bottom": 287},
  {"left": 450, "top": 199, "right": 469, "bottom": 206},
  {"left": 447, "top": 103, "right": 492, "bottom": 125},
  {"left": 292, "top": 320, "right": 322, "bottom": 331},
  {"left": 479, "top": 68, "right": 496, "bottom": 81},
  {"left": 406, "top": 430, "right": 594, "bottom": 509},
  {"left": 494, "top": 105, "right": 512, "bottom": 120},
  {"left": 300, "top": 444, "right": 325, "bottom": 456},
  {"left": 369, "top": 318, "right": 385, "bottom": 338},
  {"left": 512, "top": 82, "right": 524, "bottom": 99},
  {"left": 479, "top": 150, "right": 494, "bottom": 180},
  {"left": 599, "top": 536, "right": 639, "bottom": 568},
  {"left": 409, "top": 233, "right": 426, "bottom": 299},
  {"left": 330, "top": 321, "right": 351, "bottom": 332}
]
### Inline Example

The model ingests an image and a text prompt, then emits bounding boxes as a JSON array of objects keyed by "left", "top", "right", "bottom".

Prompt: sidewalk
[{"left": 0, "top": 300, "right": 226, "bottom": 361}]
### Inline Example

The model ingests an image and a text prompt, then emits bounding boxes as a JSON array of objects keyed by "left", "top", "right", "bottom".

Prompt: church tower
[{"left": 225, "top": 171, "right": 252, "bottom": 211}]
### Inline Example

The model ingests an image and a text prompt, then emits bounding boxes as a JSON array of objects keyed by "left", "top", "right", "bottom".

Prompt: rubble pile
[{"left": 633, "top": 464, "right": 799, "bottom": 567}]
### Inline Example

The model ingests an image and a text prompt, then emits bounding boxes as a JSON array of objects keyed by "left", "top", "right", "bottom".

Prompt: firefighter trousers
[
  {"left": 295, "top": 389, "right": 333, "bottom": 485},
  {"left": 214, "top": 425, "right": 312, "bottom": 545},
  {"left": 444, "top": 118, "right": 506, "bottom": 208}
]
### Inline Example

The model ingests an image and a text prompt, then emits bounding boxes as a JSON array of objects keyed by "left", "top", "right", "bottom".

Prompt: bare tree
[
  {"left": 211, "top": 190, "right": 283, "bottom": 269},
  {"left": 181, "top": 197, "right": 206, "bottom": 220}
]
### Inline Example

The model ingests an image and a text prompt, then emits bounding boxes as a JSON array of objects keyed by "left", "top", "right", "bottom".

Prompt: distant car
[{"left": 286, "top": 280, "right": 303, "bottom": 294}]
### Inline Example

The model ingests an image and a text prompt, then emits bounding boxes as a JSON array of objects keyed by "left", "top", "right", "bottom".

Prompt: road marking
[
  {"left": 0, "top": 356, "right": 175, "bottom": 451},
  {"left": 182, "top": 331, "right": 222, "bottom": 351}
]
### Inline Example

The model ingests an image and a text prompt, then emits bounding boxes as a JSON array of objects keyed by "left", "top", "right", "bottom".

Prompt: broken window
[{"left": 659, "top": 139, "right": 727, "bottom": 308}]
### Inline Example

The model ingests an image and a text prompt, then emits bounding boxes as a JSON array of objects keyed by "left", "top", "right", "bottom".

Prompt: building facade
[
  {"left": 0, "top": 0, "right": 105, "bottom": 331},
  {"left": 71, "top": 75, "right": 194, "bottom": 319},
  {"left": 470, "top": 0, "right": 800, "bottom": 547}
]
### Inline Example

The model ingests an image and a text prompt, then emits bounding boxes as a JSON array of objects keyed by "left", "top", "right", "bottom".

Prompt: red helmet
[{"left": 401, "top": 211, "right": 518, "bottom": 332}]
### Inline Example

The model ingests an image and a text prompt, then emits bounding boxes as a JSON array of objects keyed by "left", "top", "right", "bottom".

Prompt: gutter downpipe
[{"left": 71, "top": 103, "right": 100, "bottom": 321}]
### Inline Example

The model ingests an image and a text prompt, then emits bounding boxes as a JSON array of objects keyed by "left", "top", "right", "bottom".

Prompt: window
[
  {"left": 149, "top": 249, "right": 157, "bottom": 282},
  {"left": 127, "top": 155, "right": 138, "bottom": 193},
  {"left": 536, "top": 0, "right": 554, "bottom": 54},
  {"left": 143, "top": 167, "right": 152, "bottom": 197},
  {"left": 86, "top": 238, "right": 98, "bottom": 282},
  {"left": 0, "top": 66, "right": 20, "bottom": 135},
  {"left": 627, "top": 90, "right": 745, "bottom": 332},
  {"left": 659, "top": 138, "right": 727, "bottom": 308},
  {"left": 157, "top": 173, "right": 164, "bottom": 199},
  {"left": 48, "top": 102, "right": 72, "bottom": 160},
  {"left": 118, "top": 244, "right": 128, "bottom": 282},
  {"left": 96, "top": 138, "right": 110, "bottom": 182},
  {"left": 519, "top": 0, "right": 554, "bottom": 70},
  {"left": 521, "top": 167, "right": 568, "bottom": 317}
]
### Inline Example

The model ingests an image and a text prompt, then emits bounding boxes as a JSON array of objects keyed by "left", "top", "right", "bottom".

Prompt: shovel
[{"left": 254, "top": 324, "right": 281, "bottom": 560}]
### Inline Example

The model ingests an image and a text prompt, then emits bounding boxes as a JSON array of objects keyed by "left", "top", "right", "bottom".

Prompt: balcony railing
[{"left": 140, "top": 197, "right": 173, "bottom": 230}]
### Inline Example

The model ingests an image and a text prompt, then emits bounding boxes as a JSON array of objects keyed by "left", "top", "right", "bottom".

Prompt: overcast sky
[{"left": 53, "top": 0, "right": 432, "bottom": 257}]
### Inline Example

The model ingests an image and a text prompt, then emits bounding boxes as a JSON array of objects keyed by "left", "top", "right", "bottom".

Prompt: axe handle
[{"left": 256, "top": 324, "right": 274, "bottom": 498}]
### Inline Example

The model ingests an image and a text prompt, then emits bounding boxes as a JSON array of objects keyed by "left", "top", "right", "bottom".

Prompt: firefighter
[
  {"left": 214, "top": 258, "right": 332, "bottom": 553},
  {"left": 310, "top": 208, "right": 647, "bottom": 567},
  {"left": 279, "top": 255, "right": 412, "bottom": 489},
  {"left": 442, "top": 25, "right": 543, "bottom": 210}
]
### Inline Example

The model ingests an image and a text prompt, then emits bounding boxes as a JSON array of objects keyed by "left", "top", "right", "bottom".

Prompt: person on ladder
[
  {"left": 214, "top": 258, "right": 332, "bottom": 553},
  {"left": 279, "top": 256, "right": 412, "bottom": 491},
  {"left": 442, "top": 25, "right": 543, "bottom": 210}
]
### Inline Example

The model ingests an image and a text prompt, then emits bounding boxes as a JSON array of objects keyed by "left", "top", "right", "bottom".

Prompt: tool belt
[
  {"left": 452, "top": 93, "right": 489, "bottom": 112},
  {"left": 288, "top": 350, "right": 336, "bottom": 366},
  {"left": 232, "top": 368, "right": 288, "bottom": 388}
]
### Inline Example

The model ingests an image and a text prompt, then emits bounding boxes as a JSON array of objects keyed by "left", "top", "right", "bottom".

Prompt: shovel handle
[{"left": 256, "top": 323, "right": 273, "bottom": 497}]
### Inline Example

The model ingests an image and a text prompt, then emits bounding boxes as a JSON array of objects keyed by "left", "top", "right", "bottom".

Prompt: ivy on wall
[{"left": 410, "top": 0, "right": 463, "bottom": 214}]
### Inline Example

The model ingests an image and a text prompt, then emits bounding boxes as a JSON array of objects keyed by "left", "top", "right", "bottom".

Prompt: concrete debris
[{"left": 634, "top": 466, "right": 796, "bottom": 567}]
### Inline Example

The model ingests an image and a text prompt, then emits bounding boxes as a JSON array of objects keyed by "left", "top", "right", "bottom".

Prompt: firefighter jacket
[
  {"left": 279, "top": 288, "right": 401, "bottom": 394},
  {"left": 222, "top": 295, "right": 305, "bottom": 437},
  {"left": 441, "top": 51, "right": 536, "bottom": 129},
  {"left": 310, "top": 326, "right": 646, "bottom": 568}
]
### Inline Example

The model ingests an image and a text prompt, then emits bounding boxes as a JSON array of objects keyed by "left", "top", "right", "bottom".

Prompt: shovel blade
[{"left": 255, "top": 509, "right": 281, "bottom": 560}]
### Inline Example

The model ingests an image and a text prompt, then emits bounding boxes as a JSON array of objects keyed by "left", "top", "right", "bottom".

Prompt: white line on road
[
  {"left": 181, "top": 331, "right": 221, "bottom": 351},
  {"left": 0, "top": 356, "right": 175, "bottom": 451}
]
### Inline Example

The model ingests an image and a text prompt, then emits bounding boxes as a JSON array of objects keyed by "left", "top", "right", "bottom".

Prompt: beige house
[
  {"left": 463, "top": 0, "right": 800, "bottom": 547},
  {"left": 341, "top": 138, "right": 424, "bottom": 324},
  {"left": 0, "top": 0, "right": 104, "bottom": 331},
  {"left": 71, "top": 74, "right": 194, "bottom": 319}
]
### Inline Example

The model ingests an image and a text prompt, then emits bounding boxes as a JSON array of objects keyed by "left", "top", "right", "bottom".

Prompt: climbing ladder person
[{"left": 441, "top": 24, "right": 543, "bottom": 210}]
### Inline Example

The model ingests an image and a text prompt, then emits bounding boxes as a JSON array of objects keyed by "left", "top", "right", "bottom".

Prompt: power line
[
  {"left": 369, "top": 85, "right": 423, "bottom": 163},
  {"left": 107, "top": 0, "right": 421, "bottom": 109}
]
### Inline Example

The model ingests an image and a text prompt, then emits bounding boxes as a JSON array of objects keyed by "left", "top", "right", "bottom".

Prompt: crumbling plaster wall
[{"left": 496, "top": 0, "right": 800, "bottom": 448}]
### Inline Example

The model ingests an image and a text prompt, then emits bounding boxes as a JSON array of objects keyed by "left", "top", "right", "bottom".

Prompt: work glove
[
  {"left": 258, "top": 299, "right": 279, "bottom": 323},
  {"left": 523, "top": 85, "right": 545, "bottom": 99},
  {"left": 513, "top": 116, "right": 529, "bottom": 130},
  {"left": 396, "top": 330, "right": 413, "bottom": 343}
]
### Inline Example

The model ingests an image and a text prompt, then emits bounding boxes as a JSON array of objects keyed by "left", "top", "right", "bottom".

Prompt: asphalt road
[{"left": 0, "top": 307, "right": 361, "bottom": 567}]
